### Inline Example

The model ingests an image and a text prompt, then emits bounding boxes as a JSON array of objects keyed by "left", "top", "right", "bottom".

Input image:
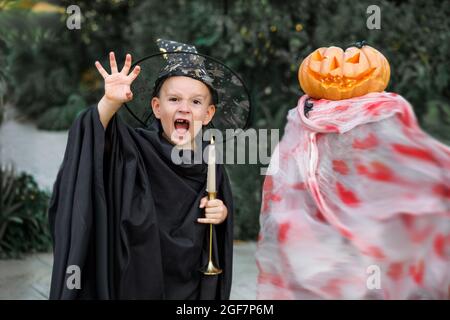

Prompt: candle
[{"left": 207, "top": 136, "right": 216, "bottom": 194}]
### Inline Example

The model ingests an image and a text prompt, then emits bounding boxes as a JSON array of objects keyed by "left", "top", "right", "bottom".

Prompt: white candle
[{"left": 207, "top": 136, "right": 216, "bottom": 194}]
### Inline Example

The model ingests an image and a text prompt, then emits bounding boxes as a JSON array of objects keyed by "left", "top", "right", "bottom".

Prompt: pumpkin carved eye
[
  {"left": 298, "top": 43, "right": 390, "bottom": 100},
  {"left": 311, "top": 50, "right": 325, "bottom": 61},
  {"left": 346, "top": 52, "right": 360, "bottom": 64}
]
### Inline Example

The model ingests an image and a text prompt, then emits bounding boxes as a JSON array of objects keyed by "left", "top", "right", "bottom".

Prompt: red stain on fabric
[
  {"left": 399, "top": 111, "right": 414, "bottom": 128},
  {"left": 336, "top": 182, "right": 360, "bottom": 207},
  {"left": 387, "top": 263, "right": 404, "bottom": 281},
  {"left": 400, "top": 214, "right": 415, "bottom": 230},
  {"left": 332, "top": 160, "right": 349, "bottom": 175},
  {"left": 258, "top": 272, "right": 286, "bottom": 288},
  {"left": 364, "top": 246, "right": 386, "bottom": 259},
  {"left": 433, "top": 183, "right": 450, "bottom": 198},
  {"left": 433, "top": 234, "right": 446, "bottom": 258},
  {"left": 314, "top": 209, "right": 327, "bottom": 223},
  {"left": 352, "top": 133, "right": 379, "bottom": 149},
  {"left": 292, "top": 182, "right": 307, "bottom": 190},
  {"left": 339, "top": 227, "right": 354, "bottom": 239},
  {"left": 411, "top": 226, "right": 434, "bottom": 243},
  {"left": 392, "top": 144, "right": 438, "bottom": 164},
  {"left": 334, "top": 105, "right": 350, "bottom": 112},
  {"left": 269, "top": 194, "right": 282, "bottom": 202},
  {"left": 261, "top": 176, "right": 282, "bottom": 213},
  {"left": 357, "top": 161, "right": 396, "bottom": 182},
  {"left": 263, "top": 176, "right": 274, "bottom": 193},
  {"left": 321, "top": 278, "right": 342, "bottom": 297},
  {"left": 366, "top": 102, "right": 383, "bottom": 116},
  {"left": 409, "top": 260, "right": 425, "bottom": 284},
  {"left": 324, "top": 125, "right": 339, "bottom": 132},
  {"left": 278, "top": 222, "right": 290, "bottom": 243}
]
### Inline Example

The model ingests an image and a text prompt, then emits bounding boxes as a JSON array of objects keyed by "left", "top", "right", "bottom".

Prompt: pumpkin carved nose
[{"left": 330, "top": 56, "right": 340, "bottom": 70}]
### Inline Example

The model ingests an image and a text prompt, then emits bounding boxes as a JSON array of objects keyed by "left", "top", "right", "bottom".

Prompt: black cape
[{"left": 48, "top": 105, "right": 234, "bottom": 299}]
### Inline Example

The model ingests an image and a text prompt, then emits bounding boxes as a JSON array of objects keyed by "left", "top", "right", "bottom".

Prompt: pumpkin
[{"left": 298, "top": 42, "right": 390, "bottom": 100}]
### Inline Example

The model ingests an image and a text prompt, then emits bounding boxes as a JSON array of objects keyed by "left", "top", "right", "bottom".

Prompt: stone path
[
  {"left": 0, "top": 241, "right": 257, "bottom": 300},
  {"left": 0, "top": 105, "right": 67, "bottom": 191}
]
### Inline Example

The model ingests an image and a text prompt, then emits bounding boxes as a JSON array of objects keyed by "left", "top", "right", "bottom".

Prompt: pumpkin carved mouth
[{"left": 307, "top": 67, "right": 377, "bottom": 89}]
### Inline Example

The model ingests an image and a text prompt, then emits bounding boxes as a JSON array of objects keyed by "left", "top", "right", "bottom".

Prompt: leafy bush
[
  {"left": 0, "top": 10, "right": 79, "bottom": 118},
  {"left": 36, "top": 93, "right": 87, "bottom": 130},
  {"left": 0, "top": 166, "right": 52, "bottom": 259},
  {"left": 0, "top": 1, "right": 131, "bottom": 130},
  {"left": 422, "top": 100, "right": 450, "bottom": 145}
]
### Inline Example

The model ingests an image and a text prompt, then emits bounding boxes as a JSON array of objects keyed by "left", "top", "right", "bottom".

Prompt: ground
[{"left": 0, "top": 242, "right": 257, "bottom": 299}]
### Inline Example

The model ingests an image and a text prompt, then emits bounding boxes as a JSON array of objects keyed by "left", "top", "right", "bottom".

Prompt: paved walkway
[
  {"left": 0, "top": 241, "right": 257, "bottom": 300},
  {"left": 0, "top": 105, "right": 68, "bottom": 191}
]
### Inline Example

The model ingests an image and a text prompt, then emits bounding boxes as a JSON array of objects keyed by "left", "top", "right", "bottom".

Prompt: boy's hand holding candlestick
[{"left": 198, "top": 197, "right": 228, "bottom": 225}]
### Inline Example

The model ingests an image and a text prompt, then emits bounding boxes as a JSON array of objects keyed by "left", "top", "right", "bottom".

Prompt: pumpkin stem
[{"left": 353, "top": 40, "right": 368, "bottom": 49}]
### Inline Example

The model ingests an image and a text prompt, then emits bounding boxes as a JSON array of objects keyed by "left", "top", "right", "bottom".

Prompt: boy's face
[{"left": 151, "top": 76, "right": 216, "bottom": 148}]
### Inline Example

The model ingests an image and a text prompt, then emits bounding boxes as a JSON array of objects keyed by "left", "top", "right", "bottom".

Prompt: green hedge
[{"left": 0, "top": 166, "right": 52, "bottom": 259}]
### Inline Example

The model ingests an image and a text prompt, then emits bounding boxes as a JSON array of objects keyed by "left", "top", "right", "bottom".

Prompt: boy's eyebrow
[
  {"left": 164, "top": 91, "right": 208, "bottom": 99},
  {"left": 191, "top": 94, "right": 207, "bottom": 99}
]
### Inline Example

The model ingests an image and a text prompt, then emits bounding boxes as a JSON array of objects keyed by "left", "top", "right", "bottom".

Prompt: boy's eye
[
  {"left": 169, "top": 97, "right": 178, "bottom": 102},
  {"left": 193, "top": 100, "right": 201, "bottom": 105}
]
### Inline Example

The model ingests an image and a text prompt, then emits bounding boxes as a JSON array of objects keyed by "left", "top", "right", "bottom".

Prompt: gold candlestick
[{"left": 202, "top": 137, "right": 222, "bottom": 276}]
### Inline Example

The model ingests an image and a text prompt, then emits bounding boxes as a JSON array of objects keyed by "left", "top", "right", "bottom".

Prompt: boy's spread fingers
[
  {"left": 128, "top": 66, "right": 141, "bottom": 81},
  {"left": 121, "top": 53, "right": 132, "bottom": 74},
  {"left": 109, "top": 52, "right": 118, "bottom": 73},
  {"left": 95, "top": 61, "right": 108, "bottom": 78}
]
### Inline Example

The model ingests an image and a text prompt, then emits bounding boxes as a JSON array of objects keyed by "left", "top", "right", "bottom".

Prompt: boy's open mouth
[{"left": 174, "top": 118, "right": 190, "bottom": 135}]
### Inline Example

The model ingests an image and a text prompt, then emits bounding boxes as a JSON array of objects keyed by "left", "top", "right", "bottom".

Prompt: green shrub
[
  {"left": 0, "top": 10, "right": 79, "bottom": 118},
  {"left": 422, "top": 100, "right": 450, "bottom": 145},
  {"left": 36, "top": 93, "right": 87, "bottom": 130},
  {"left": 0, "top": 1, "right": 132, "bottom": 129},
  {"left": 0, "top": 166, "right": 52, "bottom": 259}
]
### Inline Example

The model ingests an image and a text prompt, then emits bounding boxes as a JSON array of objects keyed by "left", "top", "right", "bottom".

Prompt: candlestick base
[{"left": 201, "top": 260, "right": 223, "bottom": 275}]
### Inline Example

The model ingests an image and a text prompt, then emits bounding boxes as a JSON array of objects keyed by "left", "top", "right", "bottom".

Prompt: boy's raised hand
[
  {"left": 95, "top": 52, "right": 141, "bottom": 108},
  {"left": 96, "top": 52, "right": 141, "bottom": 128},
  {"left": 198, "top": 197, "right": 228, "bottom": 225}
]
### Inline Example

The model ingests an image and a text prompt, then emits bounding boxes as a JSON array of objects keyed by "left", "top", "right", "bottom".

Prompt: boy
[{"left": 49, "top": 40, "right": 249, "bottom": 299}]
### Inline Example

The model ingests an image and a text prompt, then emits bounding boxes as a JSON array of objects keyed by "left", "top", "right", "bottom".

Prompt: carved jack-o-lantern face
[{"left": 298, "top": 44, "right": 390, "bottom": 100}]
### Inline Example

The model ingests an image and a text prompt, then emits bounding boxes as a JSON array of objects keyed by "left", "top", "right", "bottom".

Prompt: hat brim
[{"left": 119, "top": 51, "right": 252, "bottom": 138}]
